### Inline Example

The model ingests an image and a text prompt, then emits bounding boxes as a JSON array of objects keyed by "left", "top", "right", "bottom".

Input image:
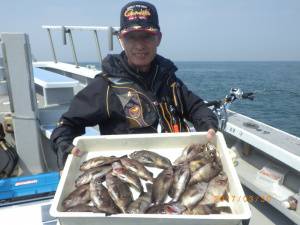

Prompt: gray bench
[
  {"left": 33, "top": 67, "right": 79, "bottom": 106},
  {"left": 40, "top": 124, "right": 100, "bottom": 139}
]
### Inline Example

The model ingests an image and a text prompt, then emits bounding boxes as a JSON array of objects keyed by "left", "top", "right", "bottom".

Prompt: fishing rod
[{"left": 205, "top": 88, "right": 255, "bottom": 131}]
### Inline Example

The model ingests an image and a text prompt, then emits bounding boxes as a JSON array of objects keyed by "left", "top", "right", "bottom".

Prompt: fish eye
[{"left": 96, "top": 179, "right": 102, "bottom": 184}]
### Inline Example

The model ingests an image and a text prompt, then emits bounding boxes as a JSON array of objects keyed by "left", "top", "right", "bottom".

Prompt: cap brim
[{"left": 119, "top": 27, "right": 159, "bottom": 37}]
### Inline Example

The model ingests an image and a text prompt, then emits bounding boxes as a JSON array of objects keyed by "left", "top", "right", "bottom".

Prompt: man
[{"left": 50, "top": 1, "right": 218, "bottom": 170}]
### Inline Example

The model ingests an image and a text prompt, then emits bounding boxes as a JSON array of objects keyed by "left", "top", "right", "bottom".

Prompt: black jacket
[{"left": 50, "top": 52, "right": 217, "bottom": 169}]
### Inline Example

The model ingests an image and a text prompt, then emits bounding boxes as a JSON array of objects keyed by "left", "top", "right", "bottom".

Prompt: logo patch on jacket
[{"left": 128, "top": 105, "right": 141, "bottom": 118}]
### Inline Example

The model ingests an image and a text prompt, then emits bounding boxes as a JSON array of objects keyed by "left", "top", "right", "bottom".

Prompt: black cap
[{"left": 119, "top": 1, "right": 160, "bottom": 36}]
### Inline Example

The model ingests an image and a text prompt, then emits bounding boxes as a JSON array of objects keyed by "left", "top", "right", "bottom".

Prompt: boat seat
[
  {"left": 33, "top": 67, "right": 79, "bottom": 106},
  {"left": 38, "top": 105, "right": 100, "bottom": 141},
  {"left": 40, "top": 124, "right": 100, "bottom": 140}
]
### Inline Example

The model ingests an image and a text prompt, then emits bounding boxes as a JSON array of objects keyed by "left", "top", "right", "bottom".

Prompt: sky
[{"left": 0, "top": 0, "right": 299, "bottom": 62}]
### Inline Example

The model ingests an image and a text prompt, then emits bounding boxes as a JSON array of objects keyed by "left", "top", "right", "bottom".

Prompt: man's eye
[
  {"left": 124, "top": 36, "right": 133, "bottom": 41},
  {"left": 124, "top": 34, "right": 155, "bottom": 42},
  {"left": 144, "top": 35, "right": 155, "bottom": 41}
]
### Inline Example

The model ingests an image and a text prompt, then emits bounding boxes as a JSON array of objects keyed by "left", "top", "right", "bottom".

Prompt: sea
[
  {"left": 174, "top": 61, "right": 300, "bottom": 138},
  {"left": 87, "top": 61, "right": 300, "bottom": 138}
]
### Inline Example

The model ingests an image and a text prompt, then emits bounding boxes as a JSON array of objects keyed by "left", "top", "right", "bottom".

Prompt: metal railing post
[
  {"left": 46, "top": 28, "right": 57, "bottom": 63},
  {"left": 67, "top": 29, "right": 79, "bottom": 68},
  {"left": 93, "top": 30, "right": 102, "bottom": 66}
]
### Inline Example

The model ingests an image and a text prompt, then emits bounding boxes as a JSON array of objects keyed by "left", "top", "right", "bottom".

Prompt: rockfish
[
  {"left": 120, "top": 157, "right": 154, "bottom": 182},
  {"left": 62, "top": 184, "right": 90, "bottom": 210},
  {"left": 106, "top": 173, "right": 133, "bottom": 213},
  {"left": 112, "top": 161, "right": 143, "bottom": 193},
  {"left": 152, "top": 167, "right": 174, "bottom": 204},
  {"left": 129, "top": 150, "right": 172, "bottom": 169},
  {"left": 80, "top": 156, "right": 119, "bottom": 171}
]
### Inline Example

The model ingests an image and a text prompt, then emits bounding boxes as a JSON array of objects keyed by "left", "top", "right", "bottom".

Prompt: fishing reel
[
  {"left": 205, "top": 88, "right": 255, "bottom": 131},
  {"left": 225, "top": 88, "right": 255, "bottom": 104}
]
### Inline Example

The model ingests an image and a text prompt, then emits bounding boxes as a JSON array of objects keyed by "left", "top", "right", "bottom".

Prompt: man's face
[{"left": 119, "top": 30, "right": 161, "bottom": 71}]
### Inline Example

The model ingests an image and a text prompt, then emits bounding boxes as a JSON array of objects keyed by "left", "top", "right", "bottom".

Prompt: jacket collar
[{"left": 102, "top": 51, "right": 177, "bottom": 90}]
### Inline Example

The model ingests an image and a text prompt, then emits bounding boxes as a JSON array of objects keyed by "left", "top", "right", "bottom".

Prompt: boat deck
[
  {"left": 244, "top": 187, "right": 297, "bottom": 225},
  {"left": 33, "top": 62, "right": 101, "bottom": 79},
  {"left": 226, "top": 111, "right": 300, "bottom": 171}
]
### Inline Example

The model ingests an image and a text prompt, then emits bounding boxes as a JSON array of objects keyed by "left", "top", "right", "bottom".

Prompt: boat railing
[{"left": 41, "top": 25, "right": 120, "bottom": 68}]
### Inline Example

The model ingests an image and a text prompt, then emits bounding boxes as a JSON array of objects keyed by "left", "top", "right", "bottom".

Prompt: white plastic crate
[{"left": 50, "top": 132, "right": 251, "bottom": 225}]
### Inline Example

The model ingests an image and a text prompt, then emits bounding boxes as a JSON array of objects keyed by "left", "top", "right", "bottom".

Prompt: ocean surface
[
  {"left": 88, "top": 61, "right": 300, "bottom": 138},
  {"left": 174, "top": 61, "right": 300, "bottom": 138}
]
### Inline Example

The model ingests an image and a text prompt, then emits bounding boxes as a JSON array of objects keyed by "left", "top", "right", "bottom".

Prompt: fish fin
[
  {"left": 148, "top": 170, "right": 154, "bottom": 177},
  {"left": 172, "top": 165, "right": 180, "bottom": 170},
  {"left": 145, "top": 183, "right": 153, "bottom": 193}
]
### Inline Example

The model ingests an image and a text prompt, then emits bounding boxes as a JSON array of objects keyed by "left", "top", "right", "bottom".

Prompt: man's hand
[
  {"left": 71, "top": 146, "right": 83, "bottom": 157},
  {"left": 207, "top": 128, "right": 216, "bottom": 141},
  {"left": 60, "top": 147, "right": 82, "bottom": 175}
]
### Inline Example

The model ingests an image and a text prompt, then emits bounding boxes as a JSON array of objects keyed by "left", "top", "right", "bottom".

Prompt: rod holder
[
  {"left": 108, "top": 26, "right": 113, "bottom": 51},
  {"left": 62, "top": 26, "right": 67, "bottom": 45}
]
